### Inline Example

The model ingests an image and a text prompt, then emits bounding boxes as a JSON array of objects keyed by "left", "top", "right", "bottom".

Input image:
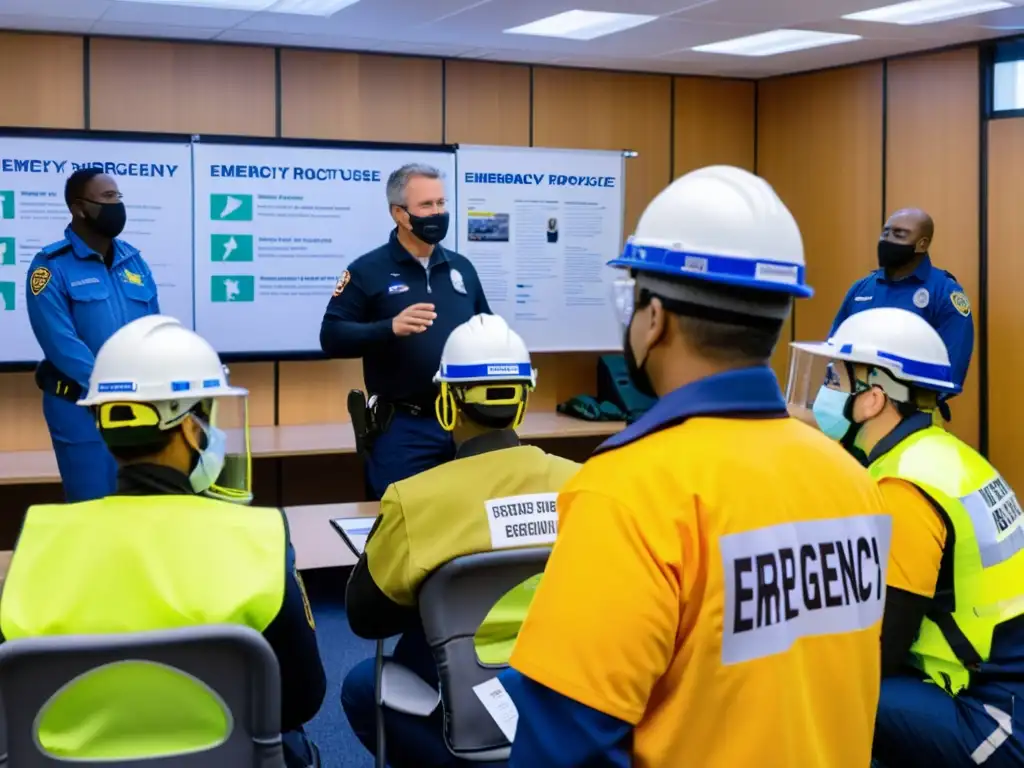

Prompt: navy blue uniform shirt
[
  {"left": 26, "top": 226, "right": 160, "bottom": 388},
  {"left": 830, "top": 255, "right": 974, "bottom": 392},
  {"left": 320, "top": 229, "right": 490, "bottom": 402}
]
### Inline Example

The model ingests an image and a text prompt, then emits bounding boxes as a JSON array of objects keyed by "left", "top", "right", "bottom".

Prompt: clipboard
[{"left": 330, "top": 517, "right": 374, "bottom": 557}]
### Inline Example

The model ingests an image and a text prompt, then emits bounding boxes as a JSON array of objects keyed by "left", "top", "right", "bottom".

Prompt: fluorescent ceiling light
[
  {"left": 504, "top": 10, "right": 657, "bottom": 41},
  {"left": 692, "top": 29, "right": 862, "bottom": 57},
  {"left": 112, "top": 0, "right": 360, "bottom": 15},
  {"left": 842, "top": 0, "right": 1011, "bottom": 25}
]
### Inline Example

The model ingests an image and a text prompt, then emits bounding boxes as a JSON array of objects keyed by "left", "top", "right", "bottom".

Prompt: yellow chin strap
[{"left": 435, "top": 382, "right": 531, "bottom": 432}]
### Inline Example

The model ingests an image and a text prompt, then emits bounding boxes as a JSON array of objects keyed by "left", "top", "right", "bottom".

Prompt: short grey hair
[{"left": 386, "top": 163, "right": 442, "bottom": 207}]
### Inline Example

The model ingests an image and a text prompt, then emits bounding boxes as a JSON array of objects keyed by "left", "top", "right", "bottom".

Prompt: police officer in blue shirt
[
  {"left": 831, "top": 208, "right": 974, "bottom": 422},
  {"left": 320, "top": 163, "right": 490, "bottom": 500},
  {"left": 26, "top": 168, "right": 160, "bottom": 503}
]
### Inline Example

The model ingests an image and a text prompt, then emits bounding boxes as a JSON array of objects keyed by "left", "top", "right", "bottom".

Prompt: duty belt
[{"left": 35, "top": 360, "right": 83, "bottom": 403}]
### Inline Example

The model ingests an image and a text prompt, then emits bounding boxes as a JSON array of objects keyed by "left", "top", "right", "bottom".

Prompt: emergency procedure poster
[
  {"left": 191, "top": 142, "right": 457, "bottom": 355},
  {"left": 456, "top": 145, "right": 625, "bottom": 352},
  {"left": 0, "top": 136, "right": 194, "bottom": 363}
]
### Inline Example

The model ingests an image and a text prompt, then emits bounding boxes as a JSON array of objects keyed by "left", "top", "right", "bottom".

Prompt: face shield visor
[
  {"left": 195, "top": 394, "right": 252, "bottom": 505},
  {"left": 785, "top": 347, "right": 840, "bottom": 427}
]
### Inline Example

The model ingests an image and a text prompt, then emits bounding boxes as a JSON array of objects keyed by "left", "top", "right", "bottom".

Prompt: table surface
[
  {"left": 285, "top": 501, "right": 379, "bottom": 570},
  {"left": 0, "top": 412, "right": 622, "bottom": 486}
]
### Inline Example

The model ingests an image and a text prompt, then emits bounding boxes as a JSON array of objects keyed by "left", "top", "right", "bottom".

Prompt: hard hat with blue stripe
[
  {"left": 433, "top": 313, "right": 536, "bottom": 431},
  {"left": 609, "top": 165, "right": 811, "bottom": 330}
]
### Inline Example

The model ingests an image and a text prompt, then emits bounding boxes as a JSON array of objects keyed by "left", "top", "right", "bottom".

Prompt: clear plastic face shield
[
  {"left": 785, "top": 348, "right": 843, "bottom": 426},
  {"left": 195, "top": 395, "right": 252, "bottom": 505},
  {"left": 94, "top": 393, "right": 252, "bottom": 505}
]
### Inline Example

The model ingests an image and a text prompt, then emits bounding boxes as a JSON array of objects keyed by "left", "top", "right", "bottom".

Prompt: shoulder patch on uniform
[
  {"left": 122, "top": 268, "right": 144, "bottom": 286},
  {"left": 30, "top": 267, "right": 52, "bottom": 296},
  {"left": 333, "top": 270, "right": 350, "bottom": 297},
  {"left": 950, "top": 291, "right": 971, "bottom": 317},
  {"left": 40, "top": 242, "right": 72, "bottom": 259}
]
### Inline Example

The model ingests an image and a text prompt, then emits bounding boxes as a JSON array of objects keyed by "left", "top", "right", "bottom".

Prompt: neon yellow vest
[
  {"left": 869, "top": 426, "right": 1024, "bottom": 694},
  {"left": 0, "top": 495, "right": 286, "bottom": 760}
]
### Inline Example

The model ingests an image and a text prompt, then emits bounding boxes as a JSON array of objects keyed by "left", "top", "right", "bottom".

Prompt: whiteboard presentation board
[
  {"left": 0, "top": 135, "right": 194, "bottom": 363},
  {"left": 455, "top": 144, "right": 625, "bottom": 353}
]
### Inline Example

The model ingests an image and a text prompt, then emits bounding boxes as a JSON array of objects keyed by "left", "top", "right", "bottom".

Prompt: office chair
[
  {"left": 373, "top": 547, "right": 551, "bottom": 766},
  {"left": 0, "top": 624, "right": 286, "bottom": 767}
]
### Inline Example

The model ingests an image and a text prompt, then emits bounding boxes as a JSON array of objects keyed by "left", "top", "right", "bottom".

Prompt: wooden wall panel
[
  {"left": 986, "top": 118, "right": 1024, "bottom": 490},
  {"left": 673, "top": 77, "right": 755, "bottom": 176},
  {"left": 886, "top": 48, "right": 980, "bottom": 448},
  {"left": 90, "top": 39, "right": 276, "bottom": 136},
  {"left": 444, "top": 61, "right": 531, "bottom": 147},
  {"left": 0, "top": 33, "right": 85, "bottom": 451},
  {"left": 757, "top": 64, "right": 885, "bottom": 385},
  {"left": 280, "top": 51, "right": 443, "bottom": 143},
  {"left": 533, "top": 68, "right": 672, "bottom": 240},
  {"left": 0, "top": 34, "right": 83, "bottom": 129}
]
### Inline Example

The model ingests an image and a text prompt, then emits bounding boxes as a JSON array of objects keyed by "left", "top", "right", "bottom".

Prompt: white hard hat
[
  {"left": 434, "top": 313, "right": 536, "bottom": 387},
  {"left": 791, "top": 307, "right": 957, "bottom": 393},
  {"left": 79, "top": 315, "right": 246, "bottom": 421},
  {"left": 609, "top": 165, "right": 811, "bottom": 298}
]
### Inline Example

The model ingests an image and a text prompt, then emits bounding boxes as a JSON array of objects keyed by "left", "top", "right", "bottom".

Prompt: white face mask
[{"left": 188, "top": 420, "right": 227, "bottom": 495}]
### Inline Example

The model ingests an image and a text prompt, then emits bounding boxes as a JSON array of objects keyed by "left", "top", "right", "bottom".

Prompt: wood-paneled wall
[
  {"left": 756, "top": 48, "right": 983, "bottom": 450},
  {"left": 0, "top": 32, "right": 756, "bottom": 453}
]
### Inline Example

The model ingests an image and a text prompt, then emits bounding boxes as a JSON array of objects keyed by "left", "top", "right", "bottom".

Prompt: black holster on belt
[{"left": 35, "top": 360, "right": 83, "bottom": 403}]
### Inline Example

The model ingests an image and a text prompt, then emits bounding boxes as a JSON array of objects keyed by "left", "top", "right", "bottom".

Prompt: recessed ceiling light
[
  {"left": 692, "top": 29, "right": 862, "bottom": 57},
  {"left": 112, "top": 0, "right": 360, "bottom": 15},
  {"left": 504, "top": 10, "right": 657, "bottom": 41},
  {"left": 843, "top": 0, "right": 1011, "bottom": 25}
]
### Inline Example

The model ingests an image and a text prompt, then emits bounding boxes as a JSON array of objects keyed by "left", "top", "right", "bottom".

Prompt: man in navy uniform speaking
[{"left": 320, "top": 163, "right": 490, "bottom": 500}]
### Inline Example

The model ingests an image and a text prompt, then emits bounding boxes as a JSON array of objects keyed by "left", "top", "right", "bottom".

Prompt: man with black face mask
[
  {"left": 25, "top": 167, "right": 160, "bottom": 503},
  {"left": 830, "top": 208, "right": 974, "bottom": 427},
  {"left": 320, "top": 163, "right": 491, "bottom": 499}
]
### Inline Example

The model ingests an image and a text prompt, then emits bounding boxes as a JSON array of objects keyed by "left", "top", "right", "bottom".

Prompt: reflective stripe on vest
[
  {"left": 0, "top": 494, "right": 287, "bottom": 759},
  {"left": 869, "top": 426, "right": 1024, "bottom": 694}
]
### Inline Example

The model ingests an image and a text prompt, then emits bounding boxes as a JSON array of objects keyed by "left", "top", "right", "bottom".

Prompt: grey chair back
[
  {"left": 418, "top": 547, "right": 550, "bottom": 762},
  {"left": 0, "top": 624, "right": 285, "bottom": 767}
]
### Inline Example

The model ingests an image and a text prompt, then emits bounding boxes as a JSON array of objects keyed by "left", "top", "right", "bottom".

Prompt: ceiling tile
[
  {"left": 0, "top": 0, "right": 111, "bottom": 21},
  {"left": 0, "top": 13, "right": 95, "bottom": 32},
  {"left": 99, "top": 1, "right": 254, "bottom": 27},
  {"left": 671, "top": 0, "right": 886, "bottom": 26},
  {"left": 89, "top": 21, "right": 223, "bottom": 38},
  {"left": 214, "top": 28, "right": 381, "bottom": 50}
]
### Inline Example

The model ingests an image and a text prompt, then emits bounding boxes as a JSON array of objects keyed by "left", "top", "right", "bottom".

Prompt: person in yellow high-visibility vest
[
  {"left": 789, "top": 306, "right": 1024, "bottom": 767},
  {"left": 0, "top": 315, "right": 326, "bottom": 767}
]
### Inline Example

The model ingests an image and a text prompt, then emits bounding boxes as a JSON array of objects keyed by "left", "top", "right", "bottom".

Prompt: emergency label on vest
[
  {"left": 720, "top": 514, "right": 892, "bottom": 666},
  {"left": 960, "top": 474, "right": 1024, "bottom": 568},
  {"left": 485, "top": 493, "right": 558, "bottom": 550}
]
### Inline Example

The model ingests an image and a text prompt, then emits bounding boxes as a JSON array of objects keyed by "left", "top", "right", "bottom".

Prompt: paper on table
[
  {"left": 330, "top": 517, "right": 373, "bottom": 556},
  {"left": 472, "top": 677, "right": 519, "bottom": 742}
]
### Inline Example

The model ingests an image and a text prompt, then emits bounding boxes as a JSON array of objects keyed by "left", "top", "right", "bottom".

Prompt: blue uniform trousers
[
  {"left": 365, "top": 412, "right": 454, "bottom": 501},
  {"left": 43, "top": 393, "right": 117, "bottom": 503},
  {"left": 341, "top": 626, "right": 507, "bottom": 768},
  {"left": 874, "top": 675, "right": 1024, "bottom": 767}
]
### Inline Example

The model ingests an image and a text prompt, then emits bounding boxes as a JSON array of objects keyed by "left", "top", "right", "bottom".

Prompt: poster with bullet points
[
  {"left": 191, "top": 142, "right": 456, "bottom": 355},
  {"left": 0, "top": 136, "right": 193, "bottom": 363}
]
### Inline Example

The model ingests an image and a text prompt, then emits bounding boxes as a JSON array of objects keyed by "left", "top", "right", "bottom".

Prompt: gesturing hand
[{"left": 392, "top": 303, "right": 437, "bottom": 336}]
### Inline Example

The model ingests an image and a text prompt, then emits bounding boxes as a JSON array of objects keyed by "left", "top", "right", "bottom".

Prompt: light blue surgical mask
[
  {"left": 812, "top": 385, "right": 854, "bottom": 441},
  {"left": 189, "top": 422, "right": 227, "bottom": 495}
]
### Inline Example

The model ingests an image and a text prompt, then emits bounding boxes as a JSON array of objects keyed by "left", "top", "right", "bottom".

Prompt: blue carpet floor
[{"left": 304, "top": 568, "right": 394, "bottom": 768}]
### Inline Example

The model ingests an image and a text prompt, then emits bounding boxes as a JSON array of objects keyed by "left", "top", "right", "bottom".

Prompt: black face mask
[
  {"left": 877, "top": 239, "right": 917, "bottom": 271},
  {"left": 623, "top": 320, "right": 657, "bottom": 399},
  {"left": 406, "top": 210, "right": 449, "bottom": 245},
  {"left": 81, "top": 200, "right": 127, "bottom": 240}
]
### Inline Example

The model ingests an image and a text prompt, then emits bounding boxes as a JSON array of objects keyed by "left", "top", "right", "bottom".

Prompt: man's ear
[
  {"left": 181, "top": 415, "right": 203, "bottom": 453},
  {"left": 856, "top": 387, "right": 890, "bottom": 422},
  {"left": 646, "top": 296, "right": 668, "bottom": 344},
  {"left": 917, "top": 236, "right": 931, "bottom": 253}
]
